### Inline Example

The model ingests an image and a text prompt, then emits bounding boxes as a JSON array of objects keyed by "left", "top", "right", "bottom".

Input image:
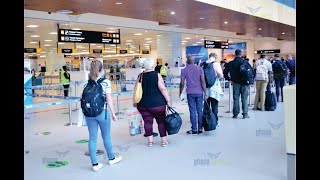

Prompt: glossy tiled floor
[{"left": 24, "top": 86, "right": 287, "bottom": 180}]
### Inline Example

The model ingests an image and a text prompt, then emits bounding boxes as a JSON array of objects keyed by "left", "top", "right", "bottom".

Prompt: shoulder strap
[{"left": 97, "top": 78, "right": 106, "bottom": 84}]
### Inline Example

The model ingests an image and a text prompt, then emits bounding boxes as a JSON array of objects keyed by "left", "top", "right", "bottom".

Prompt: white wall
[{"left": 254, "top": 37, "right": 296, "bottom": 59}]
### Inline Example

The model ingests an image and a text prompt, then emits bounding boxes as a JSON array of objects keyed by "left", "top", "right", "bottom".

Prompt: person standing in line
[
  {"left": 272, "top": 54, "right": 288, "bottom": 102},
  {"left": 134, "top": 58, "right": 170, "bottom": 147},
  {"left": 61, "top": 66, "right": 71, "bottom": 97},
  {"left": 83, "top": 60, "right": 122, "bottom": 172},
  {"left": 160, "top": 62, "right": 168, "bottom": 79},
  {"left": 179, "top": 55, "right": 207, "bottom": 135},
  {"left": 175, "top": 61, "right": 179, "bottom": 67},
  {"left": 109, "top": 66, "right": 114, "bottom": 81},
  {"left": 116, "top": 65, "right": 121, "bottom": 80},
  {"left": 252, "top": 54, "right": 273, "bottom": 111},
  {"left": 223, "top": 50, "right": 251, "bottom": 118},
  {"left": 154, "top": 61, "right": 162, "bottom": 74},
  {"left": 204, "top": 53, "right": 224, "bottom": 126},
  {"left": 286, "top": 54, "right": 296, "bottom": 85}
]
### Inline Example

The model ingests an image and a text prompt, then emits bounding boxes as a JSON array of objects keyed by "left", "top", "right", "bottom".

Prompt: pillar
[{"left": 157, "top": 32, "right": 182, "bottom": 67}]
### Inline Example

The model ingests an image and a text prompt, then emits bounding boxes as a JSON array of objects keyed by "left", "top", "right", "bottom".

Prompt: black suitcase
[{"left": 265, "top": 90, "right": 277, "bottom": 111}]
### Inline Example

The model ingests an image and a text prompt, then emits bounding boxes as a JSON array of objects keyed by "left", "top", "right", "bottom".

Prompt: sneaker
[
  {"left": 243, "top": 114, "right": 250, "bottom": 119},
  {"left": 232, "top": 115, "right": 238, "bottom": 119},
  {"left": 217, "top": 123, "right": 221, "bottom": 127},
  {"left": 92, "top": 163, "right": 103, "bottom": 172},
  {"left": 198, "top": 130, "right": 203, "bottom": 134},
  {"left": 252, "top": 107, "right": 258, "bottom": 110},
  {"left": 186, "top": 130, "right": 198, "bottom": 135},
  {"left": 109, "top": 156, "right": 122, "bottom": 165}
]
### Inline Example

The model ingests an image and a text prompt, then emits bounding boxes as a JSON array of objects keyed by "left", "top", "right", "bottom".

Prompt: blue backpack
[
  {"left": 240, "top": 60, "right": 254, "bottom": 85},
  {"left": 201, "top": 62, "right": 216, "bottom": 88},
  {"left": 81, "top": 78, "right": 106, "bottom": 117}
]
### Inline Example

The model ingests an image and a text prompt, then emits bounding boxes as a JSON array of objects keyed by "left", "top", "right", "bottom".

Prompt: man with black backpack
[
  {"left": 272, "top": 54, "right": 287, "bottom": 102},
  {"left": 223, "top": 50, "right": 254, "bottom": 119}
]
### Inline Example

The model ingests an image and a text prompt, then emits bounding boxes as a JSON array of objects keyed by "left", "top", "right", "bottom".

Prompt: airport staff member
[{"left": 61, "top": 66, "right": 71, "bottom": 97}]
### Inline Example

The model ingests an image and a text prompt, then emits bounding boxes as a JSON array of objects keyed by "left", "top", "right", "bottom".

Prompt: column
[
  {"left": 45, "top": 47, "right": 65, "bottom": 72},
  {"left": 157, "top": 32, "right": 182, "bottom": 67}
]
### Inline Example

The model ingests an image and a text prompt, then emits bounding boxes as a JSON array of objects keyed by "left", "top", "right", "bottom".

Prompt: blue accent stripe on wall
[{"left": 274, "top": 0, "right": 296, "bottom": 9}]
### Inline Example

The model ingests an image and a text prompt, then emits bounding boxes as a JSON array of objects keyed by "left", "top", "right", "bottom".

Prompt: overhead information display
[
  {"left": 58, "top": 29, "right": 120, "bottom": 44},
  {"left": 204, "top": 40, "right": 229, "bottom": 49}
]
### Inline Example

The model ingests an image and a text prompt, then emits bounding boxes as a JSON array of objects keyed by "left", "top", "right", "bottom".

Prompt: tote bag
[{"left": 133, "top": 73, "right": 143, "bottom": 104}]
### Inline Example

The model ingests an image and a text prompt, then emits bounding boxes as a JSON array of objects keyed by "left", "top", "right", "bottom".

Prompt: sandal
[
  {"left": 148, "top": 141, "right": 155, "bottom": 147},
  {"left": 161, "top": 141, "right": 169, "bottom": 147}
]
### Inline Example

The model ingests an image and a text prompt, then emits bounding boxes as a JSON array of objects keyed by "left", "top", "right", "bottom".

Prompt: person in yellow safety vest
[
  {"left": 160, "top": 63, "right": 168, "bottom": 78},
  {"left": 61, "top": 66, "right": 71, "bottom": 97}
]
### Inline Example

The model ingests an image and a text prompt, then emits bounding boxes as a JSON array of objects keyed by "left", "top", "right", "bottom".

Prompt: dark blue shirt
[
  {"left": 286, "top": 60, "right": 295, "bottom": 76},
  {"left": 223, "top": 57, "right": 248, "bottom": 84}
]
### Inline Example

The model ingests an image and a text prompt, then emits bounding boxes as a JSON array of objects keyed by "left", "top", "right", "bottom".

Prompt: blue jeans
[
  {"left": 187, "top": 94, "right": 203, "bottom": 132},
  {"left": 275, "top": 78, "right": 285, "bottom": 102},
  {"left": 85, "top": 110, "right": 115, "bottom": 165},
  {"left": 233, "top": 83, "right": 249, "bottom": 116},
  {"left": 207, "top": 97, "right": 219, "bottom": 122},
  {"left": 289, "top": 76, "right": 295, "bottom": 85}
]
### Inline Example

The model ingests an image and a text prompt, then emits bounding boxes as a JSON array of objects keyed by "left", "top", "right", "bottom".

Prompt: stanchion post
[
  {"left": 248, "top": 85, "right": 251, "bottom": 106},
  {"left": 115, "top": 80, "right": 124, "bottom": 115},
  {"left": 226, "top": 81, "right": 232, "bottom": 113}
]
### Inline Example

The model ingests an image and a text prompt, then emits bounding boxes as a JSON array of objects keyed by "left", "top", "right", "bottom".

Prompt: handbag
[
  {"left": 202, "top": 101, "right": 217, "bottom": 131},
  {"left": 133, "top": 73, "right": 143, "bottom": 104},
  {"left": 165, "top": 106, "right": 182, "bottom": 135}
]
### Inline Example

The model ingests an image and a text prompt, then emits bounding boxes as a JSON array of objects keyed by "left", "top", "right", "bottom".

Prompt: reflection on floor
[{"left": 24, "top": 87, "right": 287, "bottom": 180}]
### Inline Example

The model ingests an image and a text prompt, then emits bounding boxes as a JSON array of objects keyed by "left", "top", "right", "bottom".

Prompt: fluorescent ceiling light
[
  {"left": 145, "top": 38, "right": 152, "bottom": 40},
  {"left": 143, "top": 44, "right": 149, "bottom": 46},
  {"left": 199, "top": 17, "right": 205, "bottom": 20},
  {"left": 49, "top": 32, "right": 57, "bottom": 35},
  {"left": 200, "top": 38, "right": 205, "bottom": 41},
  {"left": 215, "top": 40, "right": 221, "bottom": 41},
  {"left": 44, "top": 40, "right": 52, "bottom": 42},
  {"left": 170, "top": 11, "right": 175, "bottom": 15},
  {"left": 97, "top": 46, "right": 102, "bottom": 48},
  {"left": 145, "top": 31, "right": 148, "bottom": 33},
  {"left": 56, "top": 10, "right": 73, "bottom": 14},
  {"left": 40, "top": 55, "right": 46, "bottom": 58},
  {"left": 44, "top": 44, "right": 51, "bottom": 47},
  {"left": 30, "top": 35, "right": 40, "bottom": 38},
  {"left": 72, "top": 28, "right": 81, "bottom": 30},
  {"left": 108, "top": 28, "right": 115, "bottom": 30},
  {"left": 26, "top": 25, "right": 39, "bottom": 28},
  {"left": 58, "top": 42, "right": 65, "bottom": 45},
  {"left": 115, "top": 2, "right": 123, "bottom": 5},
  {"left": 184, "top": 37, "right": 191, "bottom": 40},
  {"left": 182, "top": 40, "right": 187, "bottom": 43},
  {"left": 134, "top": 33, "right": 143, "bottom": 36},
  {"left": 192, "top": 44, "right": 198, "bottom": 46},
  {"left": 107, "top": 31, "right": 115, "bottom": 33},
  {"left": 82, "top": 50, "right": 88, "bottom": 51},
  {"left": 90, "top": 44, "right": 96, "bottom": 45},
  {"left": 30, "top": 41, "right": 38, "bottom": 44},
  {"left": 224, "top": 21, "right": 228, "bottom": 24},
  {"left": 157, "top": 35, "right": 162, "bottom": 37},
  {"left": 196, "top": 42, "right": 202, "bottom": 44},
  {"left": 110, "top": 45, "right": 116, "bottom": 46},
  {"left": 126, "top": 40, "right": 133, "bottom": 42},
  {"left": 258, "top": 28, "right": 262, "bottom": 30}
]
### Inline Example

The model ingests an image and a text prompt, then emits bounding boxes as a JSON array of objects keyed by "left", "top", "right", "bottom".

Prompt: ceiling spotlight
[
  {"left": 224, "top": 21, "right": 228, "bottom": 24},
  {"left": 115, "top": 2, "right": 122, "bottom": 5},
  {"left": 199, "top": 17, "right": 205, "bottom": 20},
  {"left": 56, "top": 10, "right": 73, "bottom": 14},
  {"left": 134, "top": 33, "right": 143, "bottom": 36},
  {"left": 49, "top": 32, "right": 57, "bottom": 35},
  {"left": 72, "top": 28, "right": 81, "bottom": 30},
  {"left": 30, "top": 35, "right": 40, "bottom": 38},
  {"left": 29, "top": 41, "right": 38, "bottom": 44},
  {"left": 258, "top": 28, "right": 262, "bottom": 30},
  {"left": 184, "top": 37, "right": 191, "bottom": 40},
  {"left": 282, "top": 32, "right": 285, "bottom": 34},
  {"left": 44, "top": 40, "right": 52, "bottom": 42},
  {"left": 58, "top": 42, "right": 65, "bottom": 45},
  {"left": 26, "top": 25, "right": 39, "bottom": 28},
  {"left": 171, "top": 11, "right": 175, "bottom": 15}
]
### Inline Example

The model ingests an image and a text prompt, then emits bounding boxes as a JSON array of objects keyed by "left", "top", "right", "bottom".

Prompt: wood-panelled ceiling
[{"left": 24, "top": 0, "right": 295, "bottom": 41}]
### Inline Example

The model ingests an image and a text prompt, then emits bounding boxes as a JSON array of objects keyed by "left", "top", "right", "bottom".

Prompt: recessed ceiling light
[
  {"left": 126, "top": 40, "right": 133, "bottom": 42},
  {"left": 26, "top": 25, "right": 39, "bottom": 28},
  {"left": 115, "top": 2, "right": 122, "bottom": 5},
  {"left": 44, "top": 44, "right": 51, "bottom": 47},
  {"left": 157, "top": 35, "right": 162, "bottom": 37},
  {"left": 72, "top": 28, "right": 81, "bottom": 30},
  {"left": 110, "top": 45, "right": 116, "bottom": 46},
  {"left": 171, "top": 11, "right": 175, "bottom": 15},
  {"left": 215, "top": 40, "right": 221, "bottom": 41},
  {"left": 44, "top": 40, "right": 52, "bottom": 42},
  {"left": 182, "top": 40, "right": 188, "bottom": 43},
  {"left": 30, "top": 35, "right": 40, "bottom": 38},
  {"left": 58, "top": 42, "right": 65, "bottom": 45},
  {"left": 258, "top": 28, "right": 262, "bottom": 30},
  {"left": 134, "top": 33, "right": 143, "bottom": 36},
  {"left": 224, "top": 21, "right": 228, "bottom": 24},
  {"left": 145, "top": 31, "right": 148, "bottom": 33},
  {"left": 49, "top": 32, "right": 57, "bottom": 35},
  {"left": 146, "top": 41, "right": 152, "bottom": 43},
  {"left": 200, "top": 38, "right": 205, "bottom": 41},
  {"left": 229, "top": 41, "right": 233, "bottom": 43},
  {"left": 29, "top": 41, "right": 38, "bottom": 44},
  {"left": 282, "top": 32, "right": 285, "bottom": 34},
  {"left": 184, "top": 37, "right": 192, "bottom": 40},
  {"left": 90, "top": 44, "right": 96, "bottom": 45},
  {"left": 56, "top": 10, "right": 73, "bottom": 14},
  {"left": 108, "top": 28, "right": 115, "bottom": 30},
  {"left": 199, "top": 17, "right": 205, "bottom": 20},
  {"left": 145, "top": 38, "right": 152, "bottom": 40},
  {"left": 196, "top": 41, "right": 202, "bottom": 44}
]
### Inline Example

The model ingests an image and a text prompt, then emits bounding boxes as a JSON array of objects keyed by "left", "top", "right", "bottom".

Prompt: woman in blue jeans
[{"left": 84, "top": 60, "right": 122, "bottom": 172}]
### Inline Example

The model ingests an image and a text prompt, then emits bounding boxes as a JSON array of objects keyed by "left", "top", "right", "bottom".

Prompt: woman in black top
[{"left": 133, "top": 58, "right": 171, "bottom": 147}]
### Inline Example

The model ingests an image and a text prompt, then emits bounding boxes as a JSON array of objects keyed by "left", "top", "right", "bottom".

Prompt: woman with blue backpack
[{"left": 81, "top": 59, "right": 122, "bottom": 172}]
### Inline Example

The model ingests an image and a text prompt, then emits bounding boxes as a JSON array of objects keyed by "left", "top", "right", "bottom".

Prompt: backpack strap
[{"left": 97, "top": 78, "right": 106, "bottom": 84}]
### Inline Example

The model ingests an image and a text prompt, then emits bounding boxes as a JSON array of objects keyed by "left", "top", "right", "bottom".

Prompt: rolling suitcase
[{"left": 265, "top": 90, "right": 277, "bottom": 111}]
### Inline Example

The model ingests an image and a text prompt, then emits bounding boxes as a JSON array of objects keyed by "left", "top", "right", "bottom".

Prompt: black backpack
[
  {"left": 201, "top": 62, "right": 216, "bottom": 88},
  {"left": 240, "top": 60, "right": 254, "bottom": 85},
  {"left": 273, "top": 61, "right": 287, "bottom": 79},
  {"left": 81, "top": 78, "right": 106, "bottom": 117}
]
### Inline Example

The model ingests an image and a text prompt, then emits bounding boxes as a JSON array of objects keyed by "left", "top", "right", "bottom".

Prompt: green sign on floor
[
  {"left": 44, "top": 160, "right": 69, "bottom": 168},
  {"left": 75, "top": 139, "right": 89, "bottom": 144}
]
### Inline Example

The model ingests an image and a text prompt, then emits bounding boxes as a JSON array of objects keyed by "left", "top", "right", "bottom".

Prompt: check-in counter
[{"left": 283, "top": 85, "right": 296, "bottom": 180}]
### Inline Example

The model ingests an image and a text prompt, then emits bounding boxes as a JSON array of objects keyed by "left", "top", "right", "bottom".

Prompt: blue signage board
[{"left": 186, "top": 46, "right": 208, "bottom": 65}]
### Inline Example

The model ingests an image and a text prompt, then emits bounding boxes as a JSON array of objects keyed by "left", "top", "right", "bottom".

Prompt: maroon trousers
[{"left": 137, "top": 105, "right": 167, "bottom": 137}]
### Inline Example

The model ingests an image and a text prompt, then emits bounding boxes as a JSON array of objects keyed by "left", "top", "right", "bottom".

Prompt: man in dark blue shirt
[
  {"left": 223, "top": 50, "right": 252, "bottom": 119},
  {"left": 286, "top": 55, "right": 295, "bottom": 85}
]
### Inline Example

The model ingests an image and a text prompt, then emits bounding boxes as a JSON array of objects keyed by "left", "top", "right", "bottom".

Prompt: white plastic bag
[
  {"left": 126, "top": 108, "right": 144, "bottom": 136},
  {"left": 77, "top": 109, "right": 87, "bottom": 127}
]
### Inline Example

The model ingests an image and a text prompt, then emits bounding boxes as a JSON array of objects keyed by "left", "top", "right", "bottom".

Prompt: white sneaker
[
  {"left": 92, "top": 163, "right": 103, "bottom": 172},
  {"left": 217, "top": 123, "right": 221, "bottom": 127},
  {"left": 109, "top": 155, "right": 122, "bottom": 165}
]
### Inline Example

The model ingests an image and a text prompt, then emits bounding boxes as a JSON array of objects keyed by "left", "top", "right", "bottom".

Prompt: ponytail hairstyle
[{"left": 89, "top": 60, "right": 103, "bottom": 81}]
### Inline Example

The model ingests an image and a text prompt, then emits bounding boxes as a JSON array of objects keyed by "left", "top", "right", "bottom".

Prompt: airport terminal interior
[{"left": 24, "top": 0, "right": 296, "bottom": 180}]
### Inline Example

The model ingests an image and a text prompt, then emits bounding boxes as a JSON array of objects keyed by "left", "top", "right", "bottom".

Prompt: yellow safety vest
[
  {"left": 61, "top": 70, "right": 70, "bottom": 85},
  {"left": 160, "top": 66, "right": 167, "bottom": 76}
]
